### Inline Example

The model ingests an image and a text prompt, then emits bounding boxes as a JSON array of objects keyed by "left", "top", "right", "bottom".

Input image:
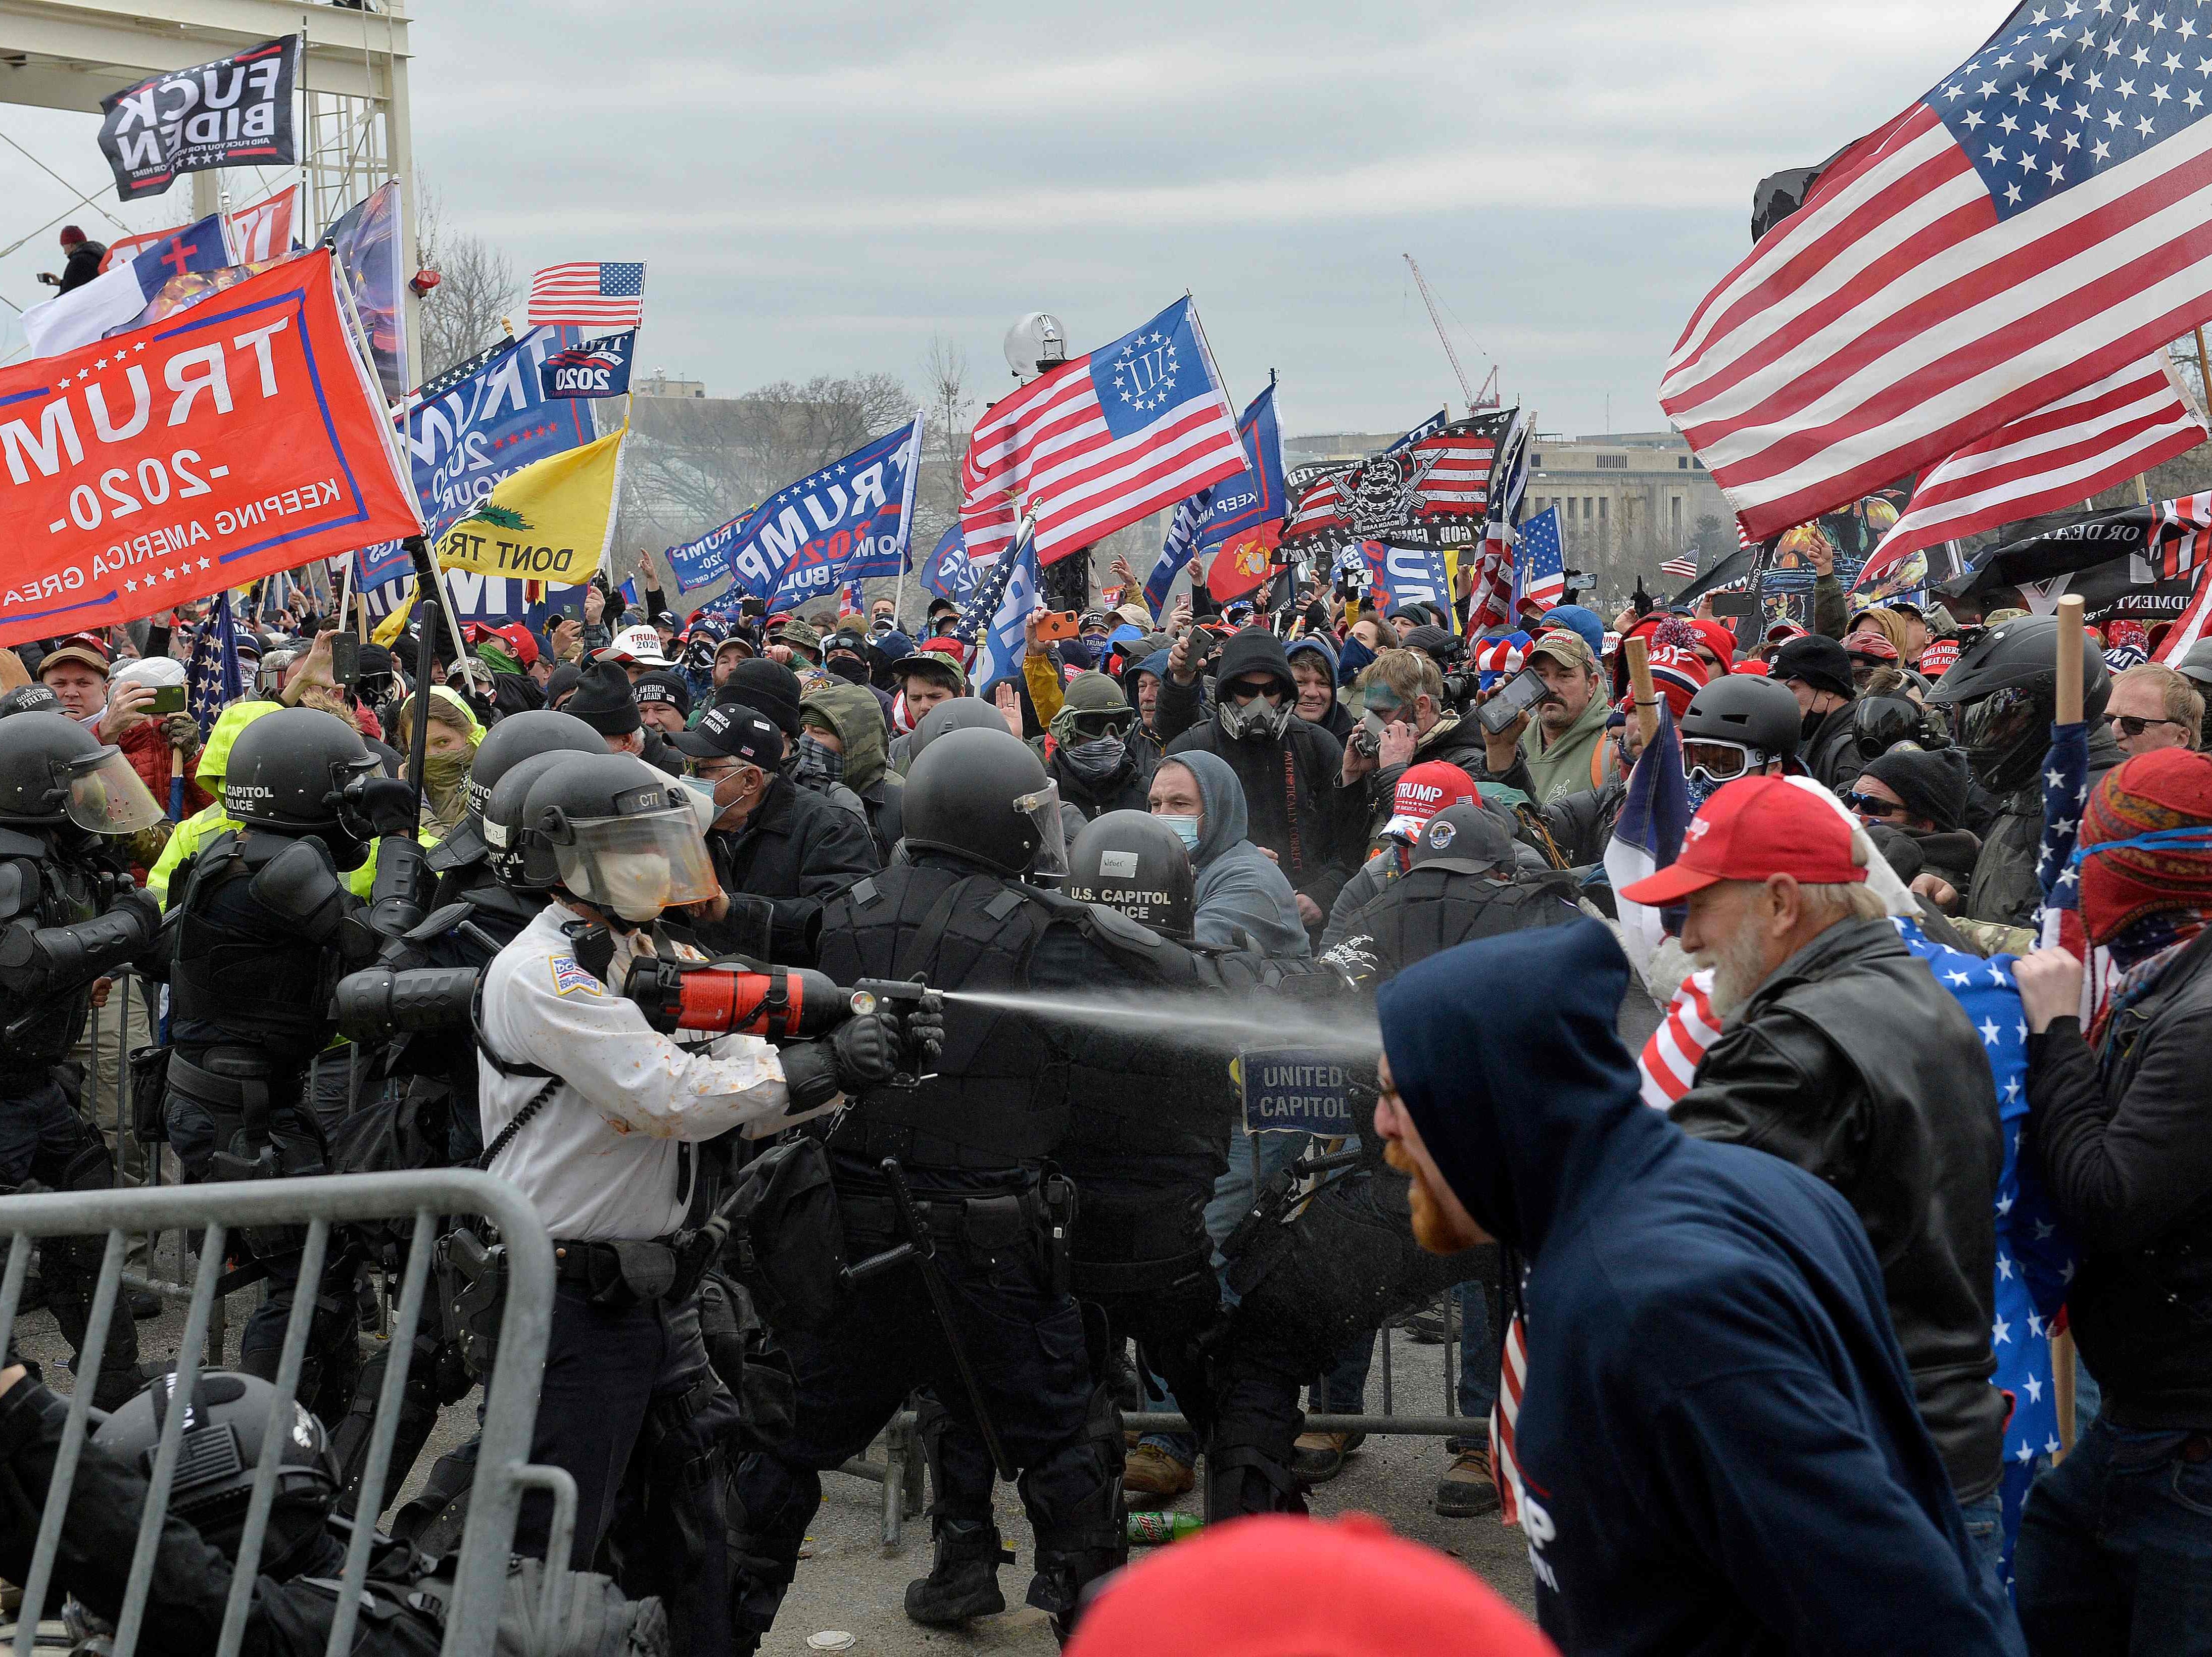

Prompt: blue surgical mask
[{"left": 1159, "top": 813, "right": 1201, "bottom": 853}]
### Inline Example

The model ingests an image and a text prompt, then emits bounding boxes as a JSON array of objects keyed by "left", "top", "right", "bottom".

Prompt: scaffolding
[{"left": 0, "top": 0, "right": 419, "bottom": 379}]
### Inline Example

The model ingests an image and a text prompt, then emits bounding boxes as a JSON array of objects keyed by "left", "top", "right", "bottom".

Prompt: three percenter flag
[
  {"left": 1663, "top": 2, "right": 2212, "bottom": 541},
  {"left": 960, "top": 297, "right": 1249, "bottom": 568}
]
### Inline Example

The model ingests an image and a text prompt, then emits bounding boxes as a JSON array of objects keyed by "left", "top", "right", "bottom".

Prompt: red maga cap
[{"left": 1618, "top": 774, "right": 1864, "bottom": 903}]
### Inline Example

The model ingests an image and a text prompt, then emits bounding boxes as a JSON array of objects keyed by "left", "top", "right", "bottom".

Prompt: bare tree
[
  {"left": 614, "top": 372, "right": 920, "bottom": 575},
  {"left": 921, "top": 334, "right": 973, "bottom": 526},
  {"left": 412, "top": 177, "right": 520, "bottom": 382}
]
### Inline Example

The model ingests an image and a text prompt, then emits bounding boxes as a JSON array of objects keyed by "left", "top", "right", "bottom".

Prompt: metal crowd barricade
[{"left": 0, "top": 1170, "right": 565, "bottom": 1657}]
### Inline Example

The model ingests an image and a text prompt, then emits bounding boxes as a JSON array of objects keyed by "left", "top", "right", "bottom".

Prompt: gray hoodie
[{"left": 1163, "top": 750, "right": 1311, "bottom": 959}]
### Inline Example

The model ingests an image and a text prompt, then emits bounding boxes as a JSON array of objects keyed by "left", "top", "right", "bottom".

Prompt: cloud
[{"left": 2, "top": 1, "right": 2015, "bottom": 438}]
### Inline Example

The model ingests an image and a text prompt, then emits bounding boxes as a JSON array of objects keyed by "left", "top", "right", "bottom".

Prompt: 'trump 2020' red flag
[
  {"left": 961, "top": 296, "right": 1248, "bottom": 568},
  {"left": 1663, "top": 3, "right": 2212, "bottom": 542},
  {"left": 0, "top": 250, "right": 419, "bottom": 646}
]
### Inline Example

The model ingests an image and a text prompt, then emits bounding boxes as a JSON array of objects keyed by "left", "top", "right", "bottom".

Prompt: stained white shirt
[{"left": 476, "top": 902, "right": 834, "bottom": 1240}]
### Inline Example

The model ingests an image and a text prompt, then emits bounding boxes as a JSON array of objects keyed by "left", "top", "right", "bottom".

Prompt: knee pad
[{"left": 1019, "top": 1380, "right": 1126, "bottom": 1570}]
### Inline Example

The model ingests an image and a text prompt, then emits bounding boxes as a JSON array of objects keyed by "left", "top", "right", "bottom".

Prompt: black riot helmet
[
  {"left": 1066, "top": 809, "right": 1195, "bottom": 940},
  {"left": 220, "top": 707, "right": 379, "bottom": 837},
  {"left": 520, "top": 751, "right": 718, "bottom": 922},
  {"left": 93, "top": 1370, "right": 339, "bottom": 1575},
  {"left": 903, "top": 725, "right": 1065, "bottom": 879},
  {"left": 0, "top": 711, "right": 163, "bottom": 833},
  {"left": 430, "top": 709, "right": 605, "bottom": 873},
  {"left": 1852, "top": 692, "right": 1933, "bottom": 761},
  {"left": 1677, "top": 675, "right": 1801, "bottom": 790},
  {"left": 1928, "top": 613, "right": 2110, "bottom": 793},
  {"left": 908, "top": 697, "right": 1008, "bottom": 762},
  {"left": 484, "top": 750, "right": 587, "bottom": 892}
]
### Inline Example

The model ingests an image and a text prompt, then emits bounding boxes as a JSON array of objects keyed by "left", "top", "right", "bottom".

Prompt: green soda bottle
[{"left": 1126, "top": 1511, "right": 1202, "bottom": 1546}]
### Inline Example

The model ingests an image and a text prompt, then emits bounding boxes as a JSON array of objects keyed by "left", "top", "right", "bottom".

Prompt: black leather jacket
[
  {"left": 1670, "top": 917, "right": 2007, "bottom": 1501},
  {"left": 2029, "top": 929, "right": 2212, "bottom": 1429}
]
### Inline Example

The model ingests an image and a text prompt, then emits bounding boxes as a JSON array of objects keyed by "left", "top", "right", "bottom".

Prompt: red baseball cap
[
  {"left": 1618, "top": 774, "right": 1864, "bottom": 903},
  {"left": 1919, "top": 636, "right": 1962, "bottom": 677},
  {"left": 1064, "top": 1513, "right": 1556, "bottom": 1657},
  {"left": 1383, "top": 761, "right": 1477, "bottom": 839}
]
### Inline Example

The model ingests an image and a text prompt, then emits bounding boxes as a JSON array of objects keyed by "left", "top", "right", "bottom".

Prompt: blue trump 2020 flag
[
  {"left": 1146, "top": 379, "right": 1284, "bottom": 617},
  {"left": 404, "top": 327, "right": 594, "bottom": 544},
  {"left": 540, "top": 329, "right": 636, "bottom": 400},
  {"left": 672, "top": 418, "right": 924, "bottom": 613},
  {"left": 921, "top": 523, "right": 976, "bottom": 607},
  {"left": 959, "top": 519, "right": 1038, "bottom": 696}
]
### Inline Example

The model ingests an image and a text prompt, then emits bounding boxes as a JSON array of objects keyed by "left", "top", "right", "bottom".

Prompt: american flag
[
  {"left": 1638, "top": 967, "right": 1722, "bottom": 1110},
  {"left": 955, "top": 513, "right": 1039, "bottom": 695},
  {"left": 1512, "top": 506, "right": 1565, "bottom": 611},
  {"left": 1660, "top": 552, "right": 1700, "bottom": 580},
  {"left": 185, "top": 591, "right": 244, "bottom": 740},
  {"left": 1862, "top": 357, "right": 2208, "bottom": 588},
  {"left": 2154, "top": 489, "right": 2212, "bottom": 577},
  {"left": 1662, "top": 3, "right": 2212, "bottom": 541},
  {"left": 526, "top": 262, "right": 646, "bottom": 328},
  {"left": 2156, "top": 564, "right": 2212, "bottom": 661},
  {"left": 959, "top": 297, "right": 1247, "bottom": 569},
  {"left": 1601, "top": 702, "right": 1693, "bottom": 986}
]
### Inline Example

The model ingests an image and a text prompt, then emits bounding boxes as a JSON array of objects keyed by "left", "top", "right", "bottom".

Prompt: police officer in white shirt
[{"left": 476, "top": 750, "right": 918, "bottom": 1652}]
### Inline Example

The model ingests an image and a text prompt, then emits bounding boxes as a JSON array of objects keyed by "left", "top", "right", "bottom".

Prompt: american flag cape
[
  {"left": 2034, "top": 714, "right": 2120, "bottom": 1027},
  {"left": 1662, "top": 3, "right": 2212, "bottom": 541},
  {"left": 1861, "top": 357, "right": 2208, "bottom": 588},
  {"left": 959, "top": 297, "right": 1247, "bottom": 569}
]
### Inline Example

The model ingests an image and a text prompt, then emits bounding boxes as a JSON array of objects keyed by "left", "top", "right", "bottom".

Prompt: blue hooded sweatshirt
[
  {"left": 1376, "top": 920, "right": 2022, "bottom": 1657},
  {"left": 1163, "top": 749, "right": 1311, "bottom": 959}
]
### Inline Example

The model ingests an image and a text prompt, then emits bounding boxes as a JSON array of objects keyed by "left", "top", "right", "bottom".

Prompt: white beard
[{"left": 1693, "top": 918, "right": 1774, "bottom": 1020}]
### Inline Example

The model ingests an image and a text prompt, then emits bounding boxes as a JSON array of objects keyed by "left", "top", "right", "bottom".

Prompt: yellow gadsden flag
[{"left": 433, "top": 424, "right": 627, "bottom": 587}]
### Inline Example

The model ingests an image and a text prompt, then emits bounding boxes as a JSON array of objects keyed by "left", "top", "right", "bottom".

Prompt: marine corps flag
[{"left": 432, "top": 424, "right": 628, "bottom": 588}]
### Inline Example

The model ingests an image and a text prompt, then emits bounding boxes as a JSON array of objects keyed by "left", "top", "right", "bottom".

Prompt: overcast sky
[{"left": 1, "top": 1, "right": 2013, "bottom": 438}]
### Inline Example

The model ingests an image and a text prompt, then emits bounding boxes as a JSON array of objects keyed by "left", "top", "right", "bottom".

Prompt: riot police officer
[
  {"left": 731, "top": 731, "right": 1218, "bottom": 1648},
  {"left": 161, "top": 707, "right": 417, "bottom": 1419},
  {"left": 902, "top": 808, "right": 1315, "bottom": 1626},
  {"left": 476, "top": 751, "right": 920, "bottom": 1655},
  {"left": 0, "top": 712, "right": 164, "bottom": 1408},
  {"left": 0, "top": 1362, "right": 665, "bottom": 1654}
]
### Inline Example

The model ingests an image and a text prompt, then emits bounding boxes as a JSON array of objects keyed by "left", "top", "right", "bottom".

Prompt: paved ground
[{"left": 21, "top": 1268, "right": 1533, "bottom": 1654}]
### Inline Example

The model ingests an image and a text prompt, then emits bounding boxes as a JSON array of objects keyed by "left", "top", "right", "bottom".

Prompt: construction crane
[{"left": 1403, "top": 253, "right": 1499, "bottom": 414}]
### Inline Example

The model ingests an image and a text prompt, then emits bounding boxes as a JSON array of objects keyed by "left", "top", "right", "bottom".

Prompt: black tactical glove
[
  {"left": 896, "top": 986, "right": 945, "bottom": 1073},
  {"left": 346, "top": 775, "right": 419, "bottom": 838},
  {"left": 779, "top": 1014, "right": 902, "bottom": 1113},
  {"left": 110, "top": 884, "right": 162, "bottom": 950}
]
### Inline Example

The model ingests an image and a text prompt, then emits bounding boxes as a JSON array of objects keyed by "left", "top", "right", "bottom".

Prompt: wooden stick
[
  {"left": 2196, "top": 326, "right": 2212, "bottom": 422},
  {"left": 2053, "top": 1329, "right": 2078, "bottom": 1460},
  {"left": 1624, "top": 634, "right": 1659, "bottom": 748},
  {"left": 2056, "top": 593, "right": 2085, "bottom": 725}
]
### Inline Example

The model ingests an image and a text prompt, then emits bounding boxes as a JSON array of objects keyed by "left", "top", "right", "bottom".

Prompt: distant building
[
  {"left": 635, "top": 371, "right": 708, "bottom": 400},
  {"left": 1524, "top": 430, "right": 1730, "bottom": 562}
]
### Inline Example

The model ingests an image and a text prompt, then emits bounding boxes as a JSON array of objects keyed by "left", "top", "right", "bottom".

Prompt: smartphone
[
  {"left": 1477, "top": 665, "right": 1555, "bottom": 734},
  {"left": 147, "top": 684, "right": 187, "bottom": 715},
  {"left": 330, "top": 630, "right": 360, "bottom": 688},
  {"left": 1035, "top": 610, "right": 1081, "bottom": 642}
]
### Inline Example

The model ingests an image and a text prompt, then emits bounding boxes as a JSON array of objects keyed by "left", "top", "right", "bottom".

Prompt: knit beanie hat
[
  {"left": 1862, "top": 746, "right": 1971, "bottom": 834},
  {"left": 2079, "top": 748, "right": 2212, "bottom": 947},
  {"left": 563, "top": 660, "right": 642, "bottom": 736},
  {"left": 722, "top": 656, "right": 804, "bottom": 736}
]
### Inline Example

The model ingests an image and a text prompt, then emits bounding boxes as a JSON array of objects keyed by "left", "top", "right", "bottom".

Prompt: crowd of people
[{"left": 0, "top": 537, "right": 2205, "bottom": 1657}]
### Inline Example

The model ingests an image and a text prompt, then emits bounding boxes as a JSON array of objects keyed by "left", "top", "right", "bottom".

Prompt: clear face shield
[
  {"left": 550, "top": 805, "right": 721, "bottom": 923},
  {"left": 59, "top": 746, "right": 166, "bottom": 835},
  {"left": 1015, "top": 779, "right": 1069, "bottom": 881}
]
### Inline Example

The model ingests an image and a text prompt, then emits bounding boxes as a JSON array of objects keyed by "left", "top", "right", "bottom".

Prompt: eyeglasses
[
  {"left": 2114, "top": 714, "right": 2189, "bottom": 738},
  {"left": 1843, "top": 791, "right": 1909, "bottom": 820}
]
